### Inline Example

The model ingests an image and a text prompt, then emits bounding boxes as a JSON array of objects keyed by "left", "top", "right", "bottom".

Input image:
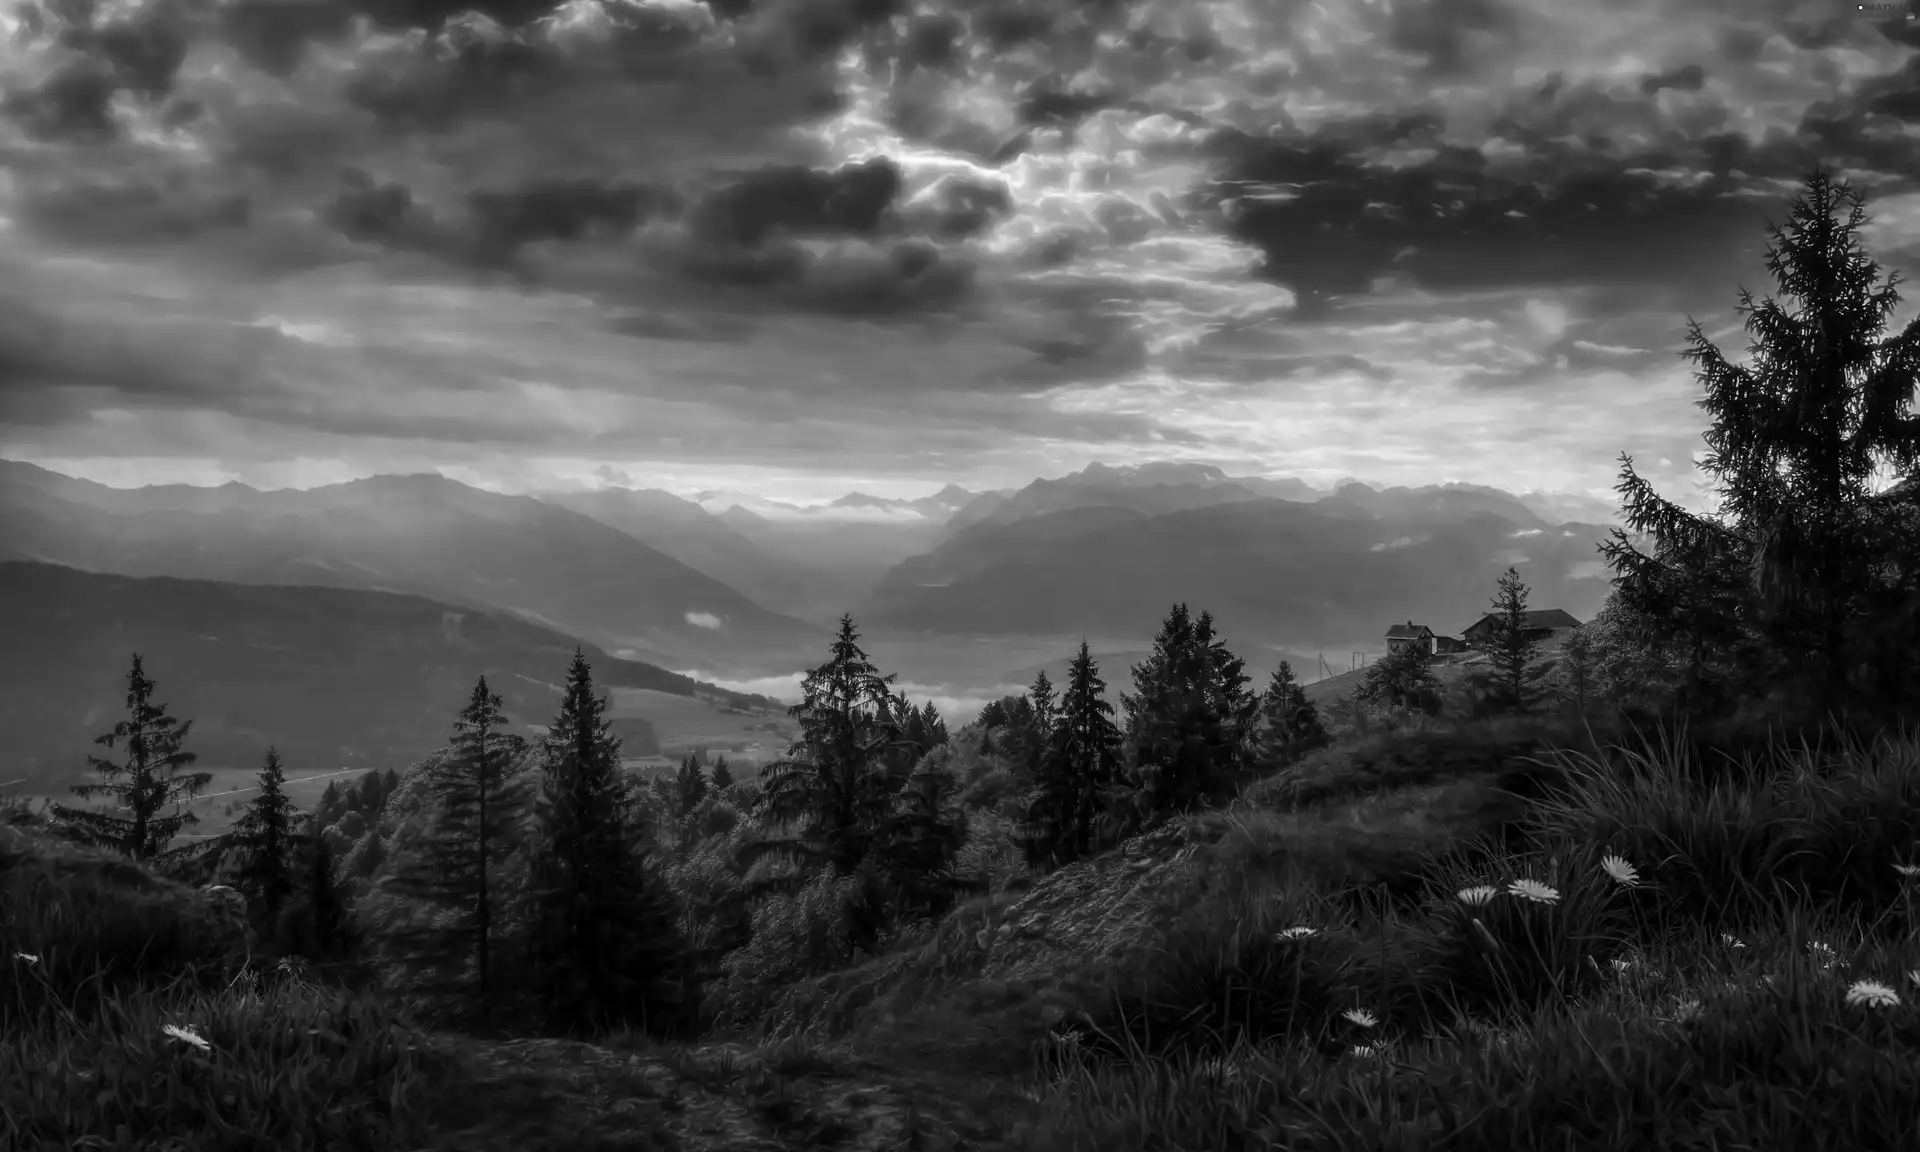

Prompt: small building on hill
[
  {"left": 1384, "top": 621, "right": 1437, "bottom": 656},
  {"left": 1433, "top": 634, "right": 1470, "bottom": 655},
  {"left": 1460, "top": 608, "right": 1583, "bottom": 647}
]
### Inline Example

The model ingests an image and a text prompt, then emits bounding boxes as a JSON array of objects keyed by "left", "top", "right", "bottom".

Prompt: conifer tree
[
  {"left": 527, "top": 649, "right": 689, "bottom": 1038},
  {"left": 1121, "top": 605, "right": 1256, "bottom": 815},
  {"left": 1554, "top": 624, "right": 1599, "bottom": 716},
  {"left": 1193, "top": 611, "right": 1259, "bottom": 762},
  {"left": 1481, "top": 568, "right": 1547, "bottom": 714},
  {"left": 53, "top": 654, "right": 213, "bottom": 861},
  {"left": 674, "top": 752, "right": 709, "bottom": 816},
  {"left": 1601, "top": 170, "right": 1920, "bottom": 720},
  {"left": 232, "top": 746, "right": 300, "bottom": 922},
  {"left": 292, "top": 816, "right": 354, "bottom": 964},
  {"left": 876, "top": 757, "right": 975, "bottom": 921},
  {"left": 919, "top": 701, "right": 948, "bottom": 747},
  {"left": 977, "top": 698, "right": 1010, "bottom": 729},
  {"left": 1356, "top": 641, "right": 1442, "bottom": 714},
  {"left": 709, "top": 756, "right": 736, "bottom": 791},
  {"left": 1028, "top": 669, "right": 1058, "bottom": 744},
  {"left": 1255, "top": 661, "right": 1326, "bottom": 763},
  {"left": 1025, "top": 641, "right": 1124, "bottom": 869},
  {"left": 383, "top": 676, "right": 532, "bottom": 1030},
  {"left": 902, "top": 704, "right": 932, "bottom": 759},
  {"left": 744, "top": 615, "right": 907, "bottom": 887}
]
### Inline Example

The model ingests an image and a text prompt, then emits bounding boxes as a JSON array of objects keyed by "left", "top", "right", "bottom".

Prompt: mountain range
[
  {"left": 863, "top": 477, "right": 1619, "bottom": 650},
  {"left": 0, "top": 561, "right": 780, "bottom": 794},
  {"left": 0, "top": 462, "right": 824, "bottom": 676},
  {"left": 1, "top": 455, "right": 1626, "bottom": 699}
]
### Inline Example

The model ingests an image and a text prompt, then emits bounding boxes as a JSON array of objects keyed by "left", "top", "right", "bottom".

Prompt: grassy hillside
[{"left": 9, "top": 700, "right": 1920, "bottom": 1149}]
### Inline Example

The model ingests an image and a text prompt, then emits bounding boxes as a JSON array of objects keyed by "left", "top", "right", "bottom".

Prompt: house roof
[
  {"left": 1384, "top": 621, "right": 1434, "bottom": 639},
  {"left": 1462, "top": 608, "right": 1583, "bottom": 633}
]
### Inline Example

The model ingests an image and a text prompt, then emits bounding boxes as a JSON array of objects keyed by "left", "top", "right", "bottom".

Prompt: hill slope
[
  {"left": 0, "top": 462, "right": 823, "bottom": 674},
  {"left": 0, "top": 561, "right": 781, "bottom": 791},
  {"left": 864, "top": 495, "right": 1614, "bottom": 649},
  {"left": 537, "top": 486, "right": 854, "bottom": 625}
]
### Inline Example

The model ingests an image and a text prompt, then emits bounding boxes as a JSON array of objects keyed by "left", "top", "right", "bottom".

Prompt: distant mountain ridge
[
  {"left": 942, "top": 462, "right": 1334, "bottom": 543},
  {"left": 864, "top": 486, "right": 1618, "bottom": 650},
  {"left": 0, "top": 561, "right": 780, "bottom": 793},
  {"left": 2, "top": 457, "right": 1625, "bottom": 682},
  {"left": 0, "top": 461, "right": 825, "bottom": 676}
]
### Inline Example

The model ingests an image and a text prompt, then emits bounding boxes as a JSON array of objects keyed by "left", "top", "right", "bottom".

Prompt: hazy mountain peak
[{"left": 1069, "top": 460, "right": 1232, "bottom": 486}]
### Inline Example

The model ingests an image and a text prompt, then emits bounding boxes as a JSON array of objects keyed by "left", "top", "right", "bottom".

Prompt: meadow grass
[
  {"left": 1000, "top": 720, "right": 1920, "bottom": 1151},
  {"left": 8, "top": 715, "right": 1920, "bottom": 1149}
]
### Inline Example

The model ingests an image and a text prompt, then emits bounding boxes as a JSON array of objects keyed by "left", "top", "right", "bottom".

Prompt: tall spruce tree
[
  {"left": 919, "top": 701, "right": 948, "bottom": 747},
  {"left": 1601, "top": 170, "right": 1920, "bottom": 721},
  {"left": 743, "top": 615, "right": 907, "bottom": 886},
  {"left": 293, "top": 815, "right": 353, "bottom": 964},
  {"left": 1481, "top": 568, "right": 1547, "bottom": 714},
  {"left": 383, "top": 676, "right": 532, "bottom": 1030},
  {"left": 709, "top": 756, "right": 736, "bottom": 791},
  {"left": 53, "top": 654, "right": 213, "bottom": 861},
  {"left": 877, "top": 757, "right": 975, "bottom": 922},
  {"left": 1121, "top": 605, "right": 1256, "bottom": 816},
  {"left": 528, "top": 649, "right": 688, "bottom": 1038},
  {"left": 1028, "top": 670, "right": 1058, "bottom": 743},
  {"left": 1255, "top": 661, "right": 1326, "bottom": 763},
  {"left": 1025, "top": 641, "right": 1124, "bottom": 870},
  {"left": 232, "top": 746, "right": 300, "bottom": 922},
  {"left": 674, "top": 752, "right": 709, "bottom": 817}
]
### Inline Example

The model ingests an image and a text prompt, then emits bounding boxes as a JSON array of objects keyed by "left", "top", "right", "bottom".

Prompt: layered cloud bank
[{"left": 1, "top": 0, "right": 1916, "bottom": 505}]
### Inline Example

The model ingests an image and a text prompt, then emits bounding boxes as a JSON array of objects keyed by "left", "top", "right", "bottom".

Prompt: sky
[{"left": 1, "top": 0, "right": 1917, "bottom": 510}]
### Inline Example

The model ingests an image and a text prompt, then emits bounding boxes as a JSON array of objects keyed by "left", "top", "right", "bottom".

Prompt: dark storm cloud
[
  {"left": 2, "top": 0, "right": 194, "bottom": 140},
  {"left": 4, "top": 60, "right": 119, "bottom": 140},
  {"left": 468, "top": 179, "right": 681, "bottom": 258},
  {"left": 5, "top": 0, "right": 1919, "bottom": 497},
  {"left": 1200, "top": 65, "right": 1920, "bottom": 309},
  {"left": 1641, "top": 63, "right": 1706, "bottom": 94},
  {"left": 688, "top": 157, "right": 902, "bottom": 245},
  {"left": 919, "top": 176, "right": 1014, "bottom": 239},
  {"left": 1384, "top": 0, "right": 1521, "bottom": 76},
  {"left": 20, "top": 180, "right": 253, "bottom": 246},
  {"left": 220, "top": 0, "right": 355, "bottom": 76},
  {"left": 343, "top": 36, "right": 560, "bottom": 133}
]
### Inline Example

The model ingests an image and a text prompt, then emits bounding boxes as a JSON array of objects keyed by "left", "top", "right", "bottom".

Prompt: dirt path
[{"left": 410, "top": 1033, "right": 1032, "bottom": 1152}]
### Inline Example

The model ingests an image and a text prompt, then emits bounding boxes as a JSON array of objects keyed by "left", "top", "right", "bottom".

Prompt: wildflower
[
  {"left": 1342, "top": 1008, "right": 1379, "bottom": 1029},
  {"left": 13, "top": 952, "right": 37, "bottom": 965},
  {"left": 1456, "top": 885, "right": 1499, "bottom": 906},
  {"left": 1671, "top": 999, "right": 1702, "bottom": 1023},
  {"left": 1051, "top": 1030, "right": 1084, "bottom": 1048},
  {"left": 1610, "top": 957, "right": 1633, "bottom": 974},
  {"left": 1507, "top": 878, "right": 1560, "bottom": 905},
  {"left": 1895, "top": 864, "right": 1920, "bottom": 878},
  {"left": 1720, "top": 933, "right": 1746, "bottom": 949},
  {"left": 1349, "top": 1044, "right": 1383, "bottom": 1058},
  {"left": 1910, "top": 971, "right": 1920, "bottom": 990},
  {"left": 1808, "top": 941, "right": 1839, "bottom": 969},
  {"left": 1846, "top": 980, "right": 1901, "bottom": 1009},
  {"left": 1276, "top": 926, "right": 1319, "bottom": 941},
  {"left": 162, "top": 1024, "right": 210, "bottom": 1053},
  {"left": 1600, "top": 854, "right": 1640, "bottom": 887}
]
